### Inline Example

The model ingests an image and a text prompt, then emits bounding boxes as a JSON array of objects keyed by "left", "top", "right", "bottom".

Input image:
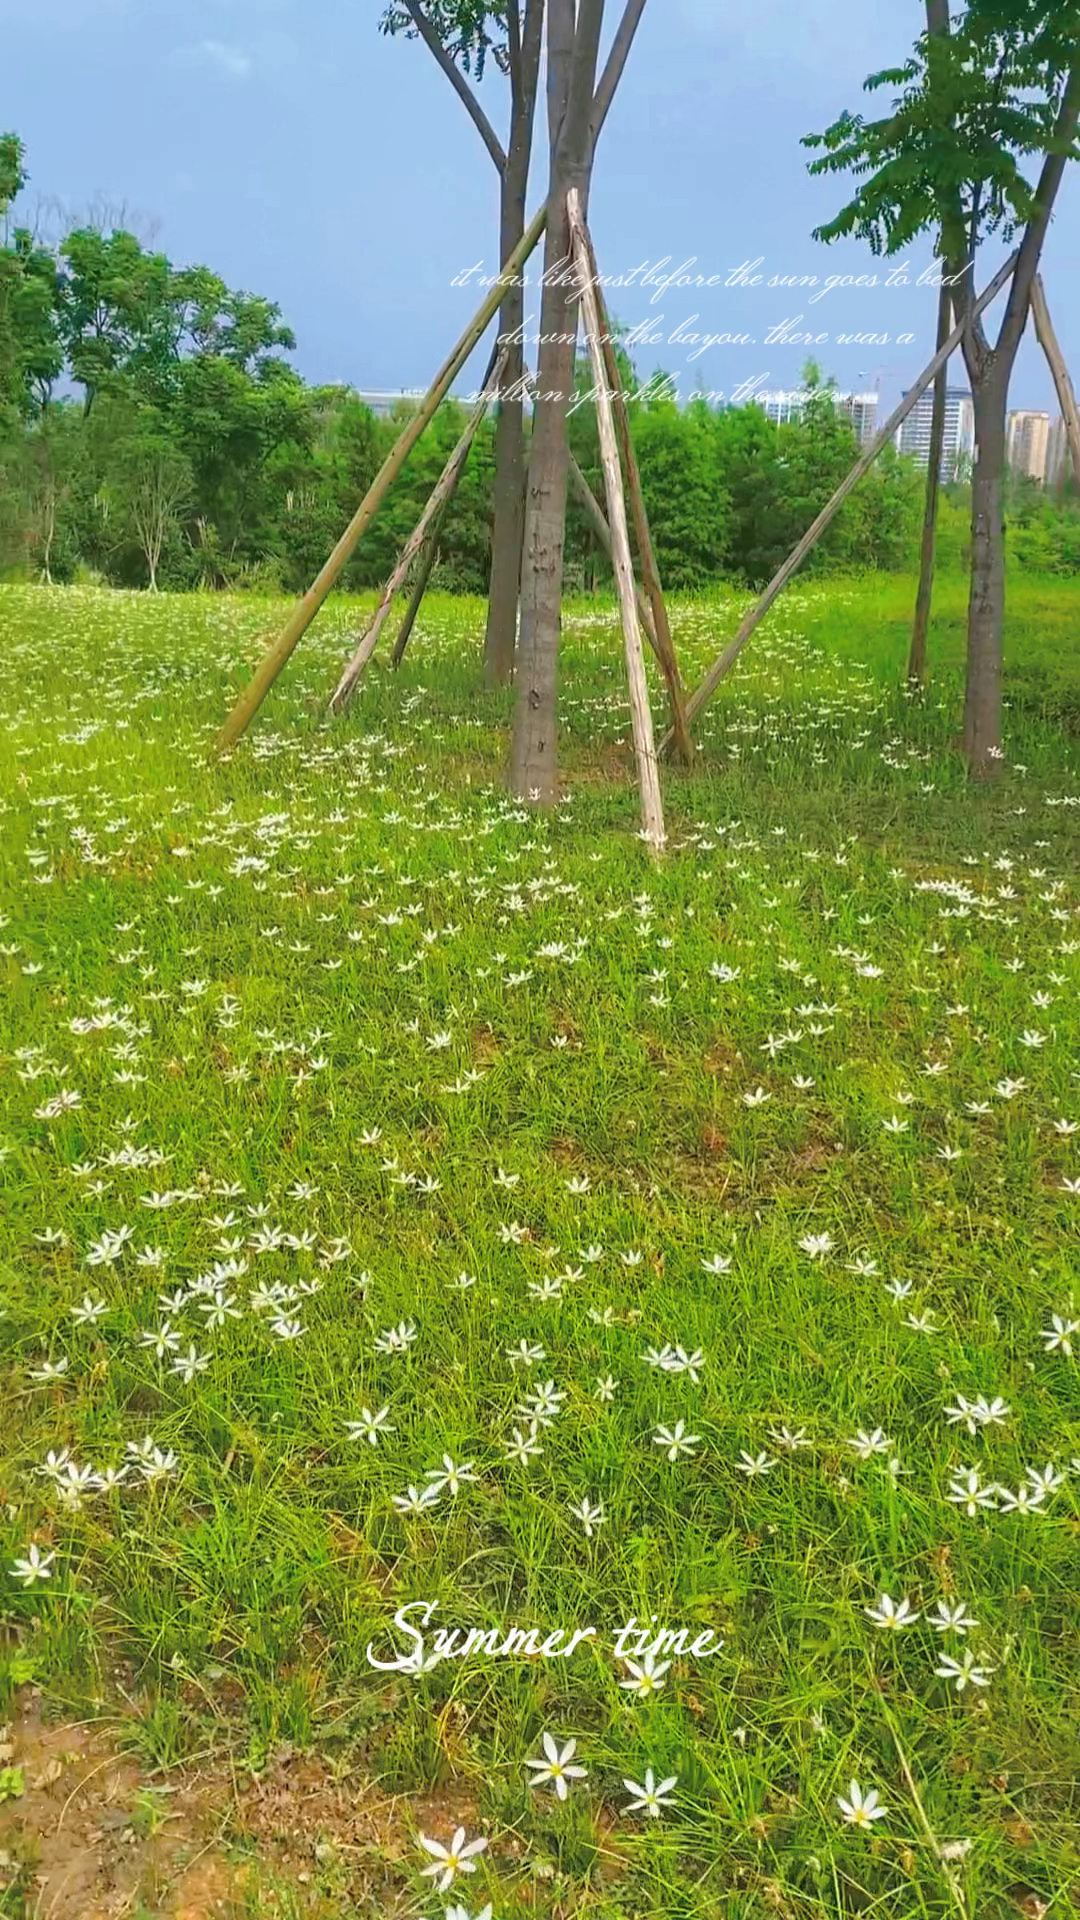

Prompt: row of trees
[
  {"left": 382, "top": 1, "right": 1080, "bottom": 785},
  {"left": 0, "top": 131, "right": 935, "bottom": 595}
]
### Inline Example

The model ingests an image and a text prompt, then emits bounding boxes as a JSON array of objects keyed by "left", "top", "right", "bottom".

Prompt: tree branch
[
  {"left": 997, "top": 52, "right": 1080, "bottom": 362},
  {"left": 590, "top": 0, "right": 648, "bottom": 152},
  {"left": 403, "top": 0, "right": 507, "bottom": 174},
  {"left": 506, "top": 0, "right": 522, "bottom": 87}
]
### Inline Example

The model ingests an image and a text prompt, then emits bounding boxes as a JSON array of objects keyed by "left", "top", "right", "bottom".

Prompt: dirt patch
[{"left": 0, "top": 1691, "right": 487, "bottom": 1920}]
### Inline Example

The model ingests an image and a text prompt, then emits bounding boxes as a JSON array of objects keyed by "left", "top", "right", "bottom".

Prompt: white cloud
[{"left": 195, "top": 38, "right": 253, "bottom": 78}]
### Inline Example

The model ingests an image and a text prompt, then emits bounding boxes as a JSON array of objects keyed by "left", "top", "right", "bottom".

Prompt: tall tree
[
  {"left": 381, "top": 2, "right": 544, "bottom": 683},
  {"left": 804, "top": 1, "right": 1080, "bottom": 774},
  {"left": 907, "top": 0, "right": 954, "bottom": 690},
  {"left": 0, "top": 134, "right": 63, "bottom": 425},
  {"left": 511, "top": 0, "right": 648, "bottom": 802}
]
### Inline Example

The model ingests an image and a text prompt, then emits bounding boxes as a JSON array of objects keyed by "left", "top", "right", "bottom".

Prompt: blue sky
[{"left": 4, "top": 0, "right": 1078, "bottom": 414}]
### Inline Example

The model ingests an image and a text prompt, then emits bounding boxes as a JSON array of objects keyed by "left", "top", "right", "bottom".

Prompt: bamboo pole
[
  {"left": 567, "top": 452, "right": 659, "bottom": 653},
  {"left": 213, "top": 204, "right": 548, "bottom": 755},
  {"left": 908, "top": 281, "right": 953, "bottom": 687},
  {"left": 1030, "top": 274, "right": 1080, "bottom": 495},
  {"left": 391, "top": 505, "right": 447, "bottom": 668},
  {"left": 662, "top": 247, "right": 1021, "bottom": 756},
  {"left": 567, "top": 189, "right": 665, "bottom": 851},
  {"left": 392, "top": 336, "right": 503, "bottom": 670},
  {"left": 331, "top": 345, "right": 508, "bottom": 709},
  {"left": 575, "top": 224, "right": 692, "bottom": 764}
]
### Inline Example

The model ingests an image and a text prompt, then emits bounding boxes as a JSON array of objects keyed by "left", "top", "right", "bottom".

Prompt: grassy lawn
[{"left": 0, "top": 575, "right": 1079, "bottom": 1919}]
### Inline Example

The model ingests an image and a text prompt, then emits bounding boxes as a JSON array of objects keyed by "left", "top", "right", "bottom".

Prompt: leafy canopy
[
  {"left": 802, "top": 2, "right": 1080, "bottom": 257},
  {"left": 380, "top": 2, "right": 510, "bottom": 77}
]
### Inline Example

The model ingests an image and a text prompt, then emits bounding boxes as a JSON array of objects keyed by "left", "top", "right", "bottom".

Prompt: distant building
[
  {"left": 754, "top": 389, "right": 879, "bottom": 444},
  {"left": 1045, "top": 415, "right": 1070, "bottom": 488},
  {"left": 1006, "top": 409, "right": 1051, "bottom": 481},
  {"left": 354, "top": 389, "right": 426, "bottom": 417},
  {"left": 896, "top": 386, "right": 974, "bottom": 480},
  {"left": 836, "top": 392, "right": 880, "bottom": 447}
]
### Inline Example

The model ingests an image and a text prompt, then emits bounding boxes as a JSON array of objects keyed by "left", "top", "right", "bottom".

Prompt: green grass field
[{"left": 1, "top": 575, "right": 1079, "bottom": 1920}]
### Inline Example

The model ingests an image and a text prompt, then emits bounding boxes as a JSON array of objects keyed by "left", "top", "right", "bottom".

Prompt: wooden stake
[
  {"left": 1030, "top": 274, "right": 1080, "bottom": 494},
  {"left": 575, "top": 224, "right": 692, "bottom": 764},
  {"left": 567, "top": 452, "right": 659, "bottom": 654},
  {"left": 567, "top": 189, "right": 665, "bottom": 852},
  {"left": 213, "top": 204, "right": 547, "bottom": 755},
  {"left": 663, "top": 247, "right": 1020, "bottom": 756},
  {"left": 908, "top": 280, "right": 953, "bottom": 686},
  {"left": 390, "top": 504, "right": 447, "bottom": 669},
  {"left": 392, "top": 335, "right": 504, "bottom": 671},
  {"left": 330, "top": 346, "right": 510, "bottom": 712}
]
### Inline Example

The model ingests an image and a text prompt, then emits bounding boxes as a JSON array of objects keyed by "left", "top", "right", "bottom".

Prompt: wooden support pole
[
  {"left": 392, "top": 336, "right": 503, "bottom": 671},
  {"left": 330, "top": 345, "right": 510, "bottom": 712},
  {"left": 576, "top": 226, "right": 692, "bottom": 765},
  {"left": 567, "top": 452, "right": 659, "bottom": 654},
  {"left": 663, "top": 247, "right": 1021, "bottom": 757},
  {"left": 1030, "top": 274, "right": 1080, "bottom": 495},
  {"left": 390, "top": 505, "right": 447, "bottom": 669},
  {"left": 567, "top": 189, "right": 665, "bottom": 852},
  {"left": 908, "top": 280, "right": 953, "bottom": 687},
  {"left": 213, "top": 204, "right": 547, "bottom": 755}
]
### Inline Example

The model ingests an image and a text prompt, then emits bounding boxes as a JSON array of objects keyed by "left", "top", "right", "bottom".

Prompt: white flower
[
  {"left": 502, "top": 1422, "right": 543, "bottom": 1466},
  {"left": 619, "top": 1652, "right": 670, "bottom": 1698},
  {"left": 417, "top": 1827, "right": 488, "bottom": 1893},
  {"left": 392, "top": 1483, "right": 441, "bottom": 1517},
  {"left": 947, "top": 1469, "right": 997, "bottom": 1517},
  {"left": 996, "top": 1482, "right": 1046, "bottom": 1516},
  {"left": 736, "top": 1451, "right": 777, "bottom": 1478},
  {"left": 929, "top": 1599, "right": 979, "bottom": 1636},
  {"left": 170, "top": 1344, "right": 210, "bottom": 1383},
  {"left": 623, "top": 1767, "right": 678, "bottom": 1817},
  {"left": 568, "top": 1495, "right": 606, "bottom": 1538},
  {"left": 345, "top": 1406, "right": 394, "bottom": 1446},
  {"left": 934, "top": 1649, "right": 995, "bottom": 1691},
  {"left": 799, "top": 1233, "right": 833, "bottom": 1260},
  {"left": 837, "top": 1780, "right": 887, "bottom": 1829},
  {"left": 425, "top": 1456, "right": 478, "bottom": 1497},
  {"left": 525, "top": 1732, "right": 588, "bottom": 1800},
  {"left": 847, "top": 1428, "right": 892, "bottom": 1460},
  {"left": 865, "top": 1592, "right": 919, "bottom": 1630},
  {"left": 10, "top": 1544, "right": 55, "bottom": 1587},
  {"left": 702, "top": 1253, "right": 732, "bottom": 1275},
  {"left": 652, "top": 1420, "right": 700, "bottom": 1462},
  {"left": 1041, "top": 1313, "right": 1077, "bottom": 1356}
]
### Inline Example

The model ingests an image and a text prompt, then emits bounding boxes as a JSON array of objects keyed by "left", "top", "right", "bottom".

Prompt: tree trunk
[
  {"left": 962, "top": 369, "right": 1009, "bottom": 775},
  {"left": 484, "top": 173, "right": 528, "bottom": 685},
  {"left": 510, "top": 0, "right": 605, "bottom": 804},
  {"left": 908, "top": 279, "right": 952, "bottom": 687}
]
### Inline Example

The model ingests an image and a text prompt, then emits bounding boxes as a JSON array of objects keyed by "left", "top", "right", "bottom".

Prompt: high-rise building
[
  {"left": 1006, "top": 410, "right": 1051, "bottom": 481},
  {"left": 1045, "top": 416, "right": 1070, "bottom": 489},
  {"left": 754, "top": 389, "right": 879, "bottom": 443},
  {"left": 836, "top": 392, "right": 880, "bottom": 446},
  {"left": 895, "top": 387, "right": 974, "bottom": 479}
]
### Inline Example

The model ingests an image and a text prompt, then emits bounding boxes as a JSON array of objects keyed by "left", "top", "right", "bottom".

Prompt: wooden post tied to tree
[
  {"left": 908, "top": 279, "right": 953, "bottom": 687},
  {"left": 567, "top": 451, "right": 659, "bottom": 656},
  {"left": 1030, "top": 275, "right": 1080, "bottom": 497},
  {"left": 574, "top": 221, "right": 692, "bottom": 765},
  {"left": 567, "top": 187, "right": 665, "bottom": 852},
  {"left": 661, "top": 246, "right": 1021, "bottom": 758},
  {"left": 213, "top": 203, "right": 548, "bottom": 756},
  {"left": 329, "top": 342, "right": 510, "bottom": 711}
]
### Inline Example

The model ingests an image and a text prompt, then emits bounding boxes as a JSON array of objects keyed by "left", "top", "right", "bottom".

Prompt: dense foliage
[{"left": 3, "top": 130, "right": 1078, "bottom": 598}]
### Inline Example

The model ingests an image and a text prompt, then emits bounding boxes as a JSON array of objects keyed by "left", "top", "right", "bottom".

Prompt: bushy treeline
[{"left": 3, "top": 130, "right": 1079, "bottom": 596}]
